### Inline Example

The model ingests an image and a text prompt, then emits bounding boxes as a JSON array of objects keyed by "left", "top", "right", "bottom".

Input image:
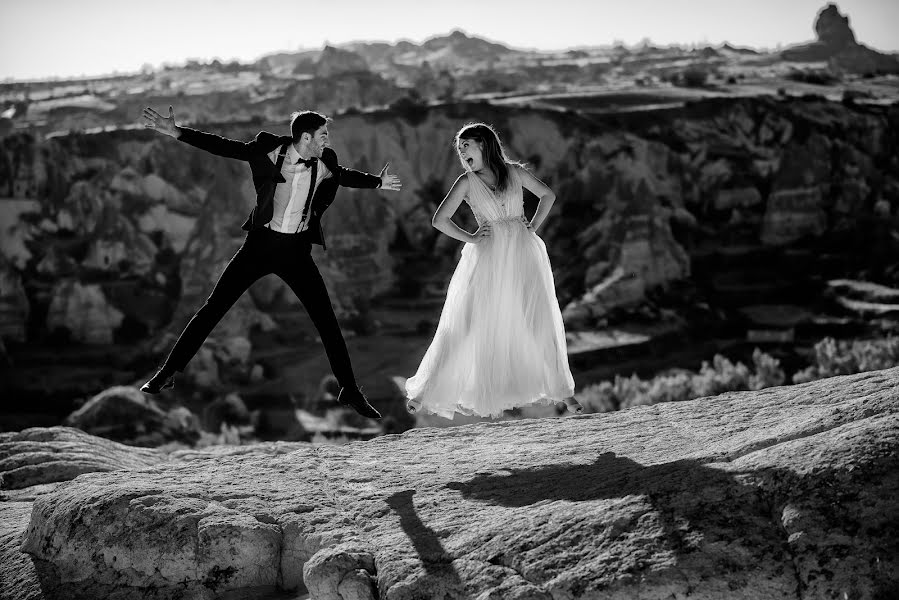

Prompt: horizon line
[{"left": 4, "top": 27, "right": 898, "bottom": 84}]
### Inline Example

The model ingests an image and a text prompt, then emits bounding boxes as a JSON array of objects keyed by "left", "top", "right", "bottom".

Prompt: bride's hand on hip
[
  {"left": 520, "top": 216, "right": 535, "bottom": 232},
  {"left": 470, "top": 222, "right": 492, "bottom": 243}
]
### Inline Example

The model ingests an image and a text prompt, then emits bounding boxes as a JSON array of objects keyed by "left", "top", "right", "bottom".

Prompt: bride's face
[{"left": 457, "top": 138, "right": 484, "bottom": 172}]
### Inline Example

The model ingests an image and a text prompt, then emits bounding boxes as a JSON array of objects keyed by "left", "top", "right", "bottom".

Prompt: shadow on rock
[
  {"left": 445, "top": 451, "right": 898, "bottom": 598},
  {"left": 385, "top": 490, "right": 464, "bottom": 585},
  {"left": 447, "top": 452, "right": 752, "bottom": 507},
  {"left": 446, "top": 452, "right": 781, "bottom": 564}
]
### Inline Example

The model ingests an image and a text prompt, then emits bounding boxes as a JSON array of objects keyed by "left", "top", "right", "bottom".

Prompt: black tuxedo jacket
[{"left": 176, "top": 126, "right": 381, "bottom": 249}]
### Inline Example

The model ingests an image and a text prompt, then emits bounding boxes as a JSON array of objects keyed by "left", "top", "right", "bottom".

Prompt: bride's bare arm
[
  {"left": 432, "top": 174, "right": 491, "bottom": 244},
  {"left": 517, "top": 165, "right": 556, "bottom": 232}
]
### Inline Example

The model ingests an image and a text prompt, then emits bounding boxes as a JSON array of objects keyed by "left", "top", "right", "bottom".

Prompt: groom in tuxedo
[{"left": 139, "top": 106, "right": 401, "bottom": 419}]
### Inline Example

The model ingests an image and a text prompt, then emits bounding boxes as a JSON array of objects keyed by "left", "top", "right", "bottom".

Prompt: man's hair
[{"left": 290, "top": 111, "right": 331, "bottom": 142}]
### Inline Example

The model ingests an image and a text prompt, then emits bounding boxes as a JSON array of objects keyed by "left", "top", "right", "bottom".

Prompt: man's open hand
[
  {"left": 142, "top": 105, "right": 180, "bottom": 138},
  {"left": 378, "top": 163, "right": 402, "bottom": 191}
]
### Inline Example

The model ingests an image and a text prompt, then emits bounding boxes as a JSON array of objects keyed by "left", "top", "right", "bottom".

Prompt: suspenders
[
  {"left": 298, "top": 159, "right": 317, "bottom": 233},
  {"left": 274, "top": 141, "right": 290, "bottom": 171},
  {"left": 271, "top": 142, "right": 315, "bottom": 234}
]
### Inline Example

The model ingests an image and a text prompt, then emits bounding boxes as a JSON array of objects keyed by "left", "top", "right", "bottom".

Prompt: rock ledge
[{"left": 4, "top": 368, "right": 898, "bottom": 599}]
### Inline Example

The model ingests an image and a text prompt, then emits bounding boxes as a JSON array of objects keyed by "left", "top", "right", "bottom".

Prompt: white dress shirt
[{"left": 267, "top": 144, "right": 331, "bottom": 233}]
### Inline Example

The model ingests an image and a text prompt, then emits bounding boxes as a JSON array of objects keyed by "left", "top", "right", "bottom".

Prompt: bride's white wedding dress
[{"left": 405, "top": 166, "right": 575, "bottom": 418}]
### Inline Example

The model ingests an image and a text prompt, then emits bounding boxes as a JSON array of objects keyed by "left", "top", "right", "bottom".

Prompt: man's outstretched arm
[
  {"left": 337, "top": 161, "right": 402, "bottom": 191},
  {"left": 142, "top": 105, "right": 261, "bottom": 161}
]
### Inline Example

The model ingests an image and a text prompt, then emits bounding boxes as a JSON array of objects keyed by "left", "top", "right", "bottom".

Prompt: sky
[{"left": 2, "top": 0, "right": 897, "bottom": 80}]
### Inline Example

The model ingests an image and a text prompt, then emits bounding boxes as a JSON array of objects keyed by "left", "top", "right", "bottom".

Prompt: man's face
[{"left": 306, "top": 125, "right": 329, "bottom": 158}]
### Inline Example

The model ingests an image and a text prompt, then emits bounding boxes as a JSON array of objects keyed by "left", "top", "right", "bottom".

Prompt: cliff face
[
  {"left": 1, "top": 96, "right": 896, "bottom": 357},
  {"left": 3, "top": 367, "right": 897, "bottom": 599}
]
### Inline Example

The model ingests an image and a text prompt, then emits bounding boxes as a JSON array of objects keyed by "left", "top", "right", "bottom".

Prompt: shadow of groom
[
  {"left": 447, "top": 451, "right": 759, "bottom": 506},
  {"left": 384, "top": 451, "right": 894, "bottom": 597}
]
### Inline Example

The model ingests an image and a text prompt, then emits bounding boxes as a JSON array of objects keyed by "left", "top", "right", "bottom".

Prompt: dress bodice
[{"left": 464, "top": 167, "right": 524, "bottom": 225}]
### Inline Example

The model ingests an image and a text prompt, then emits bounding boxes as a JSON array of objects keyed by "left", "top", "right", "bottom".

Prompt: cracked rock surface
[{"left": 4, "top": 368, "right": 898, "bottom": 599}]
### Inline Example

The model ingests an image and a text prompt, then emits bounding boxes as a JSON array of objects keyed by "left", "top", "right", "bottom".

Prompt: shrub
[
  {"left": 576, "top": 379, "right": 620, "bottom": 413},
  {"left": 576, "top": 348, "right": 785, "bottom": 413},
  {"left": 678, "top": 66, "right": 709, "bottom": 88},
  {"left": 692, "top": 354, "right": 751, "bottom": 397},
  {"left": 785, "top": 69, "right": 839, "bottom": 86},
  {"left": 644, "top": 371, "right": 694, "bottom": 405},
  {"left": 793, "top": 337, "right": 899, "bottom": 383},
  {"left": 576, "top": 336, "right": 897, "bottom": 414},
  {"left": 749, "top": 348, "right": 787, "bottom": 390}
]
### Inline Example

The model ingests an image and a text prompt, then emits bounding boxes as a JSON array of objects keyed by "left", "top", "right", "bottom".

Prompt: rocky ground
[{"left": 1, "top": 367, "right": 897, "bottom": 599}]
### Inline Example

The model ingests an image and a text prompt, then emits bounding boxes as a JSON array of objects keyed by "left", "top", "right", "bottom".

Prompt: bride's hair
[{"left": 454, "top": 122, "right": 521, "bottom": 192}]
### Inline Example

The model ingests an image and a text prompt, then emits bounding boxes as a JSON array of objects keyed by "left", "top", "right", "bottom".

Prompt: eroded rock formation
[
  {"left": 3, "top": 98, "right": 898, "bottom": 338},
  {"left": 781, "top": 3, "right": 899, "bottom": 74}
]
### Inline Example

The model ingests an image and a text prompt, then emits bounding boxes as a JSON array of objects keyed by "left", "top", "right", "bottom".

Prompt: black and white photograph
[{"left": 1, "top": 0, "right": 898, "bottom": 598}]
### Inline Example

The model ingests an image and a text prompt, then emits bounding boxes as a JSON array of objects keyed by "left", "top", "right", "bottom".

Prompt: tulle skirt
[{"left": 405, "top": 217, "right": 575, "bottom": 418}]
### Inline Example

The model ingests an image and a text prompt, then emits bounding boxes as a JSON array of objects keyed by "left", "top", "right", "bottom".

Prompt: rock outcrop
[
  {"left": 1, "top": 501, "right": 41, "bottom": 600},
  {"left": 2, "top": 368, "right": 896, "bottom": 599},
  {"left": 316, "top": 46, "right": 371, "bottom": 78},
  {"left": 0, "top": 426, "right": 170, "bottom": 491},
  {"left": 0, "top": 427, "right": 311, "bottom": 600},
  {"left": 815, "top": 2, "right": 856, "bottom": 47},
  {"left": 781, "top": 3, "right": 899, "bottom": 74},
  {"left": 63, "top": 386, "right": 202, "bottom": 447}
]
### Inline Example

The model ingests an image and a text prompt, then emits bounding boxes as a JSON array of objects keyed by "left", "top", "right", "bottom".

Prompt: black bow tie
[{"left": 296, "top": 156, "right": 317, "bottom": 168}]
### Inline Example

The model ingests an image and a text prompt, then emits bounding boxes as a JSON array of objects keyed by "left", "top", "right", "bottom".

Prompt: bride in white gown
[{"left": 405, "top": 122, "right": 580, "bottom": 419}]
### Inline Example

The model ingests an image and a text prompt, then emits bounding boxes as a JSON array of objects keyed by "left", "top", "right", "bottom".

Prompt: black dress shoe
[
  {"left": 337, "top": 387, "right": 382, "bottom": 419},
  {"left": 140, "top": 369, "right": 175, "bottom": 394}
]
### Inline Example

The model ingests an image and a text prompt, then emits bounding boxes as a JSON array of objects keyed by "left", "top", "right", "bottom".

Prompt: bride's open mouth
[{"left": 466, "top": 158, "right": 473, "bottom": 167}]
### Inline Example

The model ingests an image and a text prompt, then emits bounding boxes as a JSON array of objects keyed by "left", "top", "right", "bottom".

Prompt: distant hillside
[{"left": 4, "top": 3, "right": 899, "bottom": 137}]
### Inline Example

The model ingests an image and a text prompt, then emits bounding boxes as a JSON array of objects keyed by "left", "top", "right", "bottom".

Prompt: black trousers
[{"left": 161, "top": 227, "right": 357, "bottom": 389}]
